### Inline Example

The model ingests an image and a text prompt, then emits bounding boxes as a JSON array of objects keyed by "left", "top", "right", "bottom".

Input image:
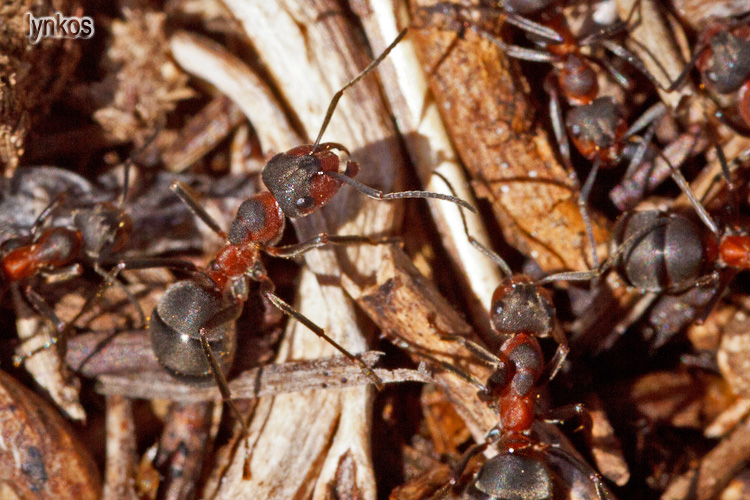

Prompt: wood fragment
[
  {"left": 354, "top": 0, "right": 503, "bottom": 332},
  {"left": 160, "top": 96, "right": 246, "bottom": 172},
  {"left": 410, "top": 0, "right": 610, "bottom": 272},
  {"left": 154, "top": 402, "right": 214, "bottom": 500},
  {"left": 95, "top": 351, "right": 431, "bottom": 401},
  {"left": 663, "top": 419, "right": 750, "bottom": 500},
  {"left": 103, "top": 396, "right": 139, "bottom": 500}
]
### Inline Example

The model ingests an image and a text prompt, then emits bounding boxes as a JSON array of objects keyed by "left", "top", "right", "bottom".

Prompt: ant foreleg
[
  {"left": 92, "top": 263, "right": 147, "bottom": 328},
  {"left": 538, "top": 326, "right": 570, "bottom": 384},
  {"left": 264, "top": 233, "right": 398, "bottom": 259},
  {"left": 13, "top": 285, "right": 67, "bottom": 366}
]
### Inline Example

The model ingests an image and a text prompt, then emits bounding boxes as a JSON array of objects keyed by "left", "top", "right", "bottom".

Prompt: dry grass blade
[{"left": 94, "top": 351, "right": 431, "bottom": 401}]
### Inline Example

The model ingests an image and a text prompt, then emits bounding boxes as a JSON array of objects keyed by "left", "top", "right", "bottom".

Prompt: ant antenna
[
  {"left": 653, "top": 148, "right": 720, "bottom": 237},
  {"left": 311, "top": 28, "right": 408, "bottom": 152},
  {"left": 432, "top": 172, "right": 512, "bottom": 277},
  {"left": 120, "top": 125, "right": 163, "bottom": 207}
]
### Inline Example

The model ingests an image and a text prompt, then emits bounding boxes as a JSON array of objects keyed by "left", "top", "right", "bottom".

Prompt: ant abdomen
[
  {"left": 149, "top": 280, "right": 237, "bottom": 381},
  {"left": 700, "top": 30, "right": 750, "bottom": 95},
  {"left": 610, "top": 210, "right": 718, "bottom": 293},
  {"left": 464, "top": 451, "right": 553, "bottom": 500},
  {"left": 565, "top": 96, "right": 627, "bottom": 164}
]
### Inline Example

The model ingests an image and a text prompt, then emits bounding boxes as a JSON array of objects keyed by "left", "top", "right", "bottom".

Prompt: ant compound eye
[{"left": 295, "top": 196, "right": 315, "bottom": 212}]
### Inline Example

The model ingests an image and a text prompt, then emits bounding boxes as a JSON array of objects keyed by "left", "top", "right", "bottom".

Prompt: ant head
[
  {"left": 566, "top": 97, "right": 627, "bottom": 164},
  {"left": 698, "top": 30, "right": 750, "bottom": 95},
  {"left": 611, "top": 210, "right": 718, "bottom": 292},
  {"left": 490, "top": 276, "right": 556, "bottom": 338},
  {"left": 559, "top": 54, "right": 598, "bottom": 106},
  {"left": 262, "top": 144, "right": 357, "bottom": 219},
  {"left": 73, "top": 203, "right": 133, "bottom": 259},
  {"left": 503, "top": 0, "right": 554, "bottom": 16},
  {"left": 149, "top": 280, "right": 237, "bottom": 380},
  {"left": 465, "top": 449, "right": 553, "bottom": 500}
]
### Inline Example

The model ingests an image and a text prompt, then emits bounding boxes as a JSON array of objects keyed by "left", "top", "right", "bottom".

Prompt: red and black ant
[
  {"left": 388, "top": 176, "right": 609, "bottom": 499},
  {"left": 0, "top": 155, "right": 154, "bottom": 367},
  {"left": 425, "top": 0, "right": 679, "bottom": 268},
  {"left": 400, "top": 269, "right": 609, "bottom": 499},
  {"left": 546, "top": 146, "right": 750, "bottom": 330},
  {"left": 116, "top": 28, "right": 476, "bottom": 469},
  {"left": 431, "top": 332, "right": 611, "bottom": 500},
  {"left": 668, "top": 14, "right": 750, "bottom": 135}
]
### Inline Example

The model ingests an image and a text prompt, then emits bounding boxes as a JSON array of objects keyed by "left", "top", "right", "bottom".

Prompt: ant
[
  {"left": 118, "top": 28, "right": 476, "bottom": 472},
  {"left": 426, "top": 0, "right": 677, "bottom": 267},
  {"left": 668, "top": 13, "right": 750, "bottom": 135},
  {"left": 433, "top": 334, "right": 611, "bottom": 500},
  {"left": 546, "top": 145, "right": 750, "bottom": 330},
  {"left": 389, "top": 177, "right": 608, "bottom": 498},
  {"left": 403, "top": 275, "right": 609, "bottom": 499},
  {"left": 1, "top": 152, "right": 155, "bottom": 366}
]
